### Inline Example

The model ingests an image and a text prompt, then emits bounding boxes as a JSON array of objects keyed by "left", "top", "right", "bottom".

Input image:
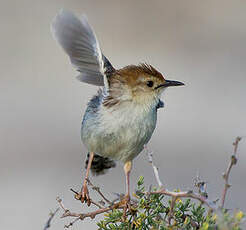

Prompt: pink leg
[
  {"left": 80, "top": 152, "right": 94, "bottom": 205},
  {"left": 124, "top": 161, "right": 132, "bottom": 200}
]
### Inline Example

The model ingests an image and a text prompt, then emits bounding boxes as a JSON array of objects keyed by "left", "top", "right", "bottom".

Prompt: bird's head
[{"left": 109, "top": 64, "right": 184, "bottom": 107}]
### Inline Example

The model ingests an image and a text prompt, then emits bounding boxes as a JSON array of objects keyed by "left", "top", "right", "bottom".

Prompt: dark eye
[{"left": 146, "top": 80, "right": 154, "bottom": 87}]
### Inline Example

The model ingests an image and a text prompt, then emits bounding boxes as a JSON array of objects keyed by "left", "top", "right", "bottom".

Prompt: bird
[{"left": 51, "top": 10, "right": 184, "bottom": 206}]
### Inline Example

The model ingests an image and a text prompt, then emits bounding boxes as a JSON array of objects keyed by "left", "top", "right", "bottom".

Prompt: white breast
[{"left": 90, "top": 100, "right": 157, "bottom": 162}]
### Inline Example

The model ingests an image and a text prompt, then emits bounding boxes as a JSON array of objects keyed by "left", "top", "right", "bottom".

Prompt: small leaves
[
  {"left": 235, "top": 210, "right": 244, "bottom": 222},
  {"left": 137, "top": 176, "right": 144, "bottom": 187},
  {"left": 96, "top": 177, "right": 245, "bottom": 229}
]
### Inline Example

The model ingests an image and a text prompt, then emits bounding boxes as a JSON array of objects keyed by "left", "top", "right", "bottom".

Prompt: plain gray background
[{"left": 1, "top": 0, "right": 246, "bottom": 229}]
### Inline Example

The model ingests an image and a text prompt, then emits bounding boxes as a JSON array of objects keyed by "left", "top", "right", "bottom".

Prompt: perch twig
[
  {"left": 43, "top": 208, "right": 59, "bottom": 230},
  {"left": 220, "top": 136, "right": 242, "bottom": 208}
]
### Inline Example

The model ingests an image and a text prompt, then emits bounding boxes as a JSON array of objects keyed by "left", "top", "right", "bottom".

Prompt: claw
[
  {"left": 81, "top": 183, "right": 91, "bottom": 206},
  {"left": 74, "top": 181, "right": 91, "bottom": 206}
]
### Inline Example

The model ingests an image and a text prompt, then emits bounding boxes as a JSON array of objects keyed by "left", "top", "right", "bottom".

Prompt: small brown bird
[{"left": 51, "top": 10, "right": 184, "bottom": 205}]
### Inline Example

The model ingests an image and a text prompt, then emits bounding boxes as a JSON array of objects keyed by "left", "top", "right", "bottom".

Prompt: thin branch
[
  {"left": 145, "top": 146, "right": 163, "bottom": 188},
  {"left": 146, "top": 189, "right": 216, "bottom": 210},
  {"left": 56, "top": 197, "right": 68, "bottom": 213},
  {"left": 43, "top": 208, "right": 60, "bottom": 230},
  {"left": 76, "top": 204, "right": 123, "bottom": 220},
  {"left": 220, "top": 136, "right": 242, "bottom": 208},
  {"left": 90, "top": 200, "right": 105, "bottom": 209},
  {"left": 56, "top": 196, "right": 124, "bottom": 224},
  {"left": 86, "top": 178, "right": 112, "bottom": 205},
  {"left": 64, "top": 217, "right": 81, "bottom": 229},
  {"left": 57, "top": 187, "right": 215, "bottom": 228}
]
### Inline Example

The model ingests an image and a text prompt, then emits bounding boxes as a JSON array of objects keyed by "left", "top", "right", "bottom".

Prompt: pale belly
[{"left": 81, "top": 102, "right": 157, "bottom": 163}]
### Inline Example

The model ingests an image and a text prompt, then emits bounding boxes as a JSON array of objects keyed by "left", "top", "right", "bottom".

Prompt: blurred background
[{"left": 1, "top": 0, "right": 246, "bottom": 229}]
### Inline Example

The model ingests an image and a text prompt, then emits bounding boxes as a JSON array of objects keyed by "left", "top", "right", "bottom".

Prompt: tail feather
[{"left": 85, "top": 153, "right": 116, "bottom": 176}]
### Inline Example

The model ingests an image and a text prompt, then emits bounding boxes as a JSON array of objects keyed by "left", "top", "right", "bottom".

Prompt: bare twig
[
  {"left": 56, "top": 197, "right": 68, "bottom": 213},
  {"left": 56, "top": 196, "right": 125, "bottom": 222},
  {"left": 220, "top": 136, "right": 242, "bottom": 208},
  {"left": 64, "top": 217, "right": 81, "bottom": 229},
  {"left": 90, "top": 200, "right": 105, "bottom": 209},
  {"left": 87, "top": 178, "right": 112, "bottom": 205},
  {"left": 43, "top": 208, "right": 59, "bottom": 230},
  {"left": 145, "top": 145, "right": 163, "bottom": 188},
  {"left": 146, "top": 189, "right": 216, "bottom": 210}
]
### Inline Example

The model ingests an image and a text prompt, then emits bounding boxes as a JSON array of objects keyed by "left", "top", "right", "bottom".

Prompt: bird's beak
[{"left": 155, "top": 80, "right": 185, "bottom": 89}]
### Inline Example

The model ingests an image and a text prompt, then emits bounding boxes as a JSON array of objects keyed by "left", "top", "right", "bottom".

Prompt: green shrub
[{"left": 96, "top": 177, "right": 245, "bottom": 230}]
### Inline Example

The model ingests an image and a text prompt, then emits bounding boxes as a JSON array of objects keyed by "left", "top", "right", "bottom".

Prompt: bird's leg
[
  {"left": 79, "top": 152, "right": 94, "bottom": 205},
  {"left": 123, "top": 160, "right": 132, "bottom": 207},
  {"left": 122, "top": 161, "right": 132, "bottom": 220}
]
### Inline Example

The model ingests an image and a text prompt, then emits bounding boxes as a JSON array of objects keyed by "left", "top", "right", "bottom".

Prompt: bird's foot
[
  {"left": 81, "top": 183, "right": 91, "bottom": 205},
  {"left": 74, "top": 181, "right": 91, "bottom": 206},
  {"left": 122, "top": 194, "right": 132, "bottom": 220},
  {"left": 124, "top": 194, "right": 131, "bottom": 207}
]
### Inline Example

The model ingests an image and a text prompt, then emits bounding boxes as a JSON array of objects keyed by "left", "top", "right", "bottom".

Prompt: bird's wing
[{"left": 51, "top": 10, "right": 113, "bottom": 90}]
